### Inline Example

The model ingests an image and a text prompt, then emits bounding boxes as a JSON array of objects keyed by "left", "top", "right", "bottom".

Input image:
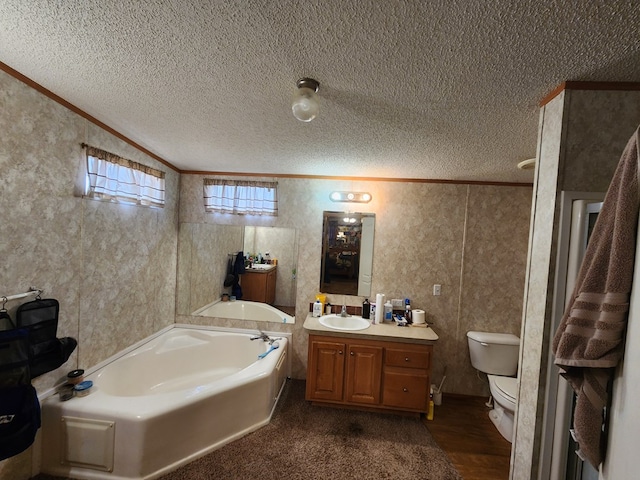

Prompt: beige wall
[
  {"left": 177, "top": 175, "right": 532, "bottom": 390},
  {"left": 512, "top": 89, "right": 640, "bottom": 480},
  {"left": 0, "top": 66, "right": 533, "bottom": 479},
  {"left": 0, "top": 70, "right": 180, "bottom": 479}
]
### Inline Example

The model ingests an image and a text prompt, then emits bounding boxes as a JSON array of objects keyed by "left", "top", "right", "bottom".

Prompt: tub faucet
[
  {"left": 250, "top": 331, "right": 281, "bottom": 345},
  {"left": 251, "top": 331, "right": 271, "bottom": 342},
  {"left": 341, "top": 304, "right": 350, "bottom": 317}
]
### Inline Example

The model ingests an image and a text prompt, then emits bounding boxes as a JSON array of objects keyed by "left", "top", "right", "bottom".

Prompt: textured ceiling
[{"left": 1, "top": 1, "right": 639, "bottom": 183}]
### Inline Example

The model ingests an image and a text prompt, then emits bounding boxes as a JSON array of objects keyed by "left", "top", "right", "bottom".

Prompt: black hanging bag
[
  {"left": 0, "top": 328, "right": 31, "bottom": 387},
  {"left": 0, "top": 383, "right": 41, "bottom": 460},
  {"left": 15, "top": 299, "right": 76, "bottom": 378},
  {"left": 0, "top": 300, "right": 14, "bottom": 331},
  {"left": 0, "top": 328, "right": 40, "bottom": 460}
]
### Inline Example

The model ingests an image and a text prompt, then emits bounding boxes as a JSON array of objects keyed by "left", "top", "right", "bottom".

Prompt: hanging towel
[
  {"left": 231, "top": 251, "right": 245, "bottom": 299},
  {"left": 234, "top": 251, "right": 246, "bottom": 276},
  {"left": 553, "top": 126, "right": 640, "bottom": 468},
  {"left": 223, "top": 256, "right": 235, "bottom": 287}
]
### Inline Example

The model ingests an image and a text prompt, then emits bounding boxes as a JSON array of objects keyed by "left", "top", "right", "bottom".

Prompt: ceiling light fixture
[
  {"left": 292, "top": 77, "right": 320, "bottom": 122},
  {"left": 517, "top": 158, "right": 536, "bottom": 170},
  {"left": 330, "top": 191, "right": 372, "bottom": 203}
]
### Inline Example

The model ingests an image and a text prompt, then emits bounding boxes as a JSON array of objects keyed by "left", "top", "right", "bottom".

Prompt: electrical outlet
[{"left": 433, "top": 284, "right": 442, "bottom": 296}]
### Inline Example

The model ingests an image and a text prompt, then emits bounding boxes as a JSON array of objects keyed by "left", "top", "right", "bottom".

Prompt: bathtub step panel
[{"left": 61, "top": 416, "right": 115, "bottom": 472}]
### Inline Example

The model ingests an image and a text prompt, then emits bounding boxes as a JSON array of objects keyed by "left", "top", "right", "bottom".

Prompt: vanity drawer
[
  {"left": 385, "top": 344, "right": 431, "bottom": 369},
  {"left": 382, "top": 369, "right": 430, "bottom": 411}
]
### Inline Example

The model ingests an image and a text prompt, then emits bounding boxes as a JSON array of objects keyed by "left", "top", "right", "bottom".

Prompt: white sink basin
[
  {"left": 318, "top": 314, "right": 371, "bottom": 331},
  {"left": 248, "top": 264, "right": 273, "bottom": 271}
]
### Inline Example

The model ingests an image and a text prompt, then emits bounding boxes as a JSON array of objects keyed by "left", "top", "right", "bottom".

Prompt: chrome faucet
[
  {"left": 250, "top": 331, "right": 271, "bottom": 342},
  {"left": 341, "top": 304, "right": 350, "bottom": 317},
  {"left": 250, "top": 331, "right": 281, "bottom": 345}
]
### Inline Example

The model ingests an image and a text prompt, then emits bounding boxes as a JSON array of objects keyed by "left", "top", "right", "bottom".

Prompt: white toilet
[{"left": 466, "top": 331, "right": 520, "bottom": 443}]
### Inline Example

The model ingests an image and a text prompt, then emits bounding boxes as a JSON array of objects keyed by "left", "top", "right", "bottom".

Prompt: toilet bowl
[
  {"left": 466, "top": 331, "right": 520, "bottom": 443},
  {"left": 487, "top": 374, "right": 517, "bottom": 442}
]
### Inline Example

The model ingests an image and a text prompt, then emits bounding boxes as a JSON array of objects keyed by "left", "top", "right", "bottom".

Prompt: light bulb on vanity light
[
  {"left": 329, "top": 191, "right": 373, "bottom": 203},
  {"left": 292, "top": 78, "right": 320, "bottom": 122}
]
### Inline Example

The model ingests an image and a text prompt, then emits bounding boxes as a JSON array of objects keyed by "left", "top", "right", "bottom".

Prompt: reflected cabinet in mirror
[
  {"left": 320, "top": 211, "right": 374, "bottom": 297},
  {"left": 176, "top": 223, "right": 298, "bottom": 317}
]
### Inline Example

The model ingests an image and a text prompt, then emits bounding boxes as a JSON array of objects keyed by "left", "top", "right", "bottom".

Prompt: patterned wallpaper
[
  {"left": 0, "top": 70, "right": 179, "bottom": 479},
  {"left": 178, "top": 175, "right": 533, "bottom": 390}
]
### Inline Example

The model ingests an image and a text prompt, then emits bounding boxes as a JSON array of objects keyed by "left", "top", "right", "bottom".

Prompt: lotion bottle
[{"left": 313, "top": 300, "right": 322, "bottom": 317}]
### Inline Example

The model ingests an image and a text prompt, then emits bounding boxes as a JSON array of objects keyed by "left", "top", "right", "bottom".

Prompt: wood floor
[{"left": 425, "top": 393, "right": 512, "bottom": 480}]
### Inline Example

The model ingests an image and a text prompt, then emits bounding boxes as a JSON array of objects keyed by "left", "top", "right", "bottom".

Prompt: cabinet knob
[
  {"left": 350, "top": 351, "right": 354, "bottom": 356},
  {"left": 339, "top": 350, "right": 343, "bottom": 355},
  {"left": 405, "top": 357, "right": 410, "bottom": 362},
  {"left": 403, "top": 387, "right": 408, "bottom": 392}
]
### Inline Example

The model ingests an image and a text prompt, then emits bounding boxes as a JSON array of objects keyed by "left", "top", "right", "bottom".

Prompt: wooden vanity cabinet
[
  {"left": 241, "top": 267, "right": 276, "bottom": 304},
  {"left": 306, "top": 334, "right": 432, "bottom": 413}
]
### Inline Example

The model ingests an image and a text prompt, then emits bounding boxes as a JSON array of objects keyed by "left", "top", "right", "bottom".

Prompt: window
[
  {"left": 203, "top": 179, "right": 278, "bottom": 216},
  {"left": 84, "top": 145, "right": 165, "bottom": 208}
]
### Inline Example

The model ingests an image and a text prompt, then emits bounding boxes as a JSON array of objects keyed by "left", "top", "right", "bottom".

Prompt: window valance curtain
[
  {"left": 83, "top": 144, "right": 165, "bottom": 207},
  {"left": 203, "top": 179, "right": 278, "bottom": 216}
]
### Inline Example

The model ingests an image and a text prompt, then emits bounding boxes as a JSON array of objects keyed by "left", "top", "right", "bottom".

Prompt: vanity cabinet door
[
  {"left": 241, "top": 267, "right": 277, "bottom": 304},
  {"left": 345, "top": 344, "right": 383, "bottom": 405},
  {"left": 241, "top": 272, "right": 265, "bottom": 302},
  {"left": 306, "top": 337, "right": 346, "bottom": 402},
  {"left": 265, "top": 269, "right": 276, "bottom": 304}
]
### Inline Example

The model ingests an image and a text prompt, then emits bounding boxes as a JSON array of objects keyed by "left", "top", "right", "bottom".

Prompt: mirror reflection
[
  {"left": 176, "top": 223, "right": 297, "bottom": 317},
  {"left": 320, "top": 211, "right": 375, "bottom": 296}
]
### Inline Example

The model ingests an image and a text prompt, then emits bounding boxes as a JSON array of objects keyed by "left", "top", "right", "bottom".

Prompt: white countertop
[{"left": 303, "top": 314, "right": 439, "bottom": 344}]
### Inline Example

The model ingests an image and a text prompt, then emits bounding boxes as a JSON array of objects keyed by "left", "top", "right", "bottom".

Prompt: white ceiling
[{"left": 1, "top": 1, "right": 639, "bottom": 183}]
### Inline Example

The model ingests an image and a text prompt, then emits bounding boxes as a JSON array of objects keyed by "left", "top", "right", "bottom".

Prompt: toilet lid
[{"left": 494, "top": 376, "right": 517, "bottom": 402}]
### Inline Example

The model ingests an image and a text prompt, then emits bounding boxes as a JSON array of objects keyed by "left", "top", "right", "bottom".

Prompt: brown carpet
[
  {"left": 161, "top": 379, "right": 461, "bottom": 480},
  {"left": 33, "top": 379, "right": 461, "bottom": 480}
]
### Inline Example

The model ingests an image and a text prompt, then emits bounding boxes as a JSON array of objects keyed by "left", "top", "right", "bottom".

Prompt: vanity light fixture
[
  {"left": 330, "top": 191, "right": 372, "bottom": 203},
  {"left": 292, "top": 77, "right": 320, "bottom": 122}
]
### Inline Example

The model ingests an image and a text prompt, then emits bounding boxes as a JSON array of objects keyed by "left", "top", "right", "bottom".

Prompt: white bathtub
[
  {"left": 192, "top": 299, "right": 295, "bottom": 324},
  {"left": 39, "top": 325, "right": 290, "bottom": 480}
]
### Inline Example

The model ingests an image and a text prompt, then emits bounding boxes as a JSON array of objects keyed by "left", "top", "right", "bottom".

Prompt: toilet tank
[{"left": 467, "top": 331, "right": 520, "bottom": 376}]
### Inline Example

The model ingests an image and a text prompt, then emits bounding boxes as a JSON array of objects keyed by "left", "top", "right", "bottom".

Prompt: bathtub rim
[
  {"left": 191, "top": 299, "right": 296, "bottom": 324},
  {"left": 37, "top": 323, "right": 292, "bottom": 403}
]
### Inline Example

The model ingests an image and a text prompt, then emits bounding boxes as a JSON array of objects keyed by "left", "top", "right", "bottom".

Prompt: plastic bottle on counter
[
  {"left": 362, "top": 298, "right": 370, "bottom": 319},
  {"left": 384, "top": 301, "right": 393, "bottom": 322},
  {"left": 313, "top": 300, "right": 323, "bottom": 317},
  {"left": 404, "top": 298, "right": 413, "bottom": 324}
]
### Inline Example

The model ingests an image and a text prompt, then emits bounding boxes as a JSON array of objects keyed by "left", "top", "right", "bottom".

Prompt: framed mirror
[
  {"left": 320, "top": 211, "right": 375, "bottom": 296},
  {"left": 176, "top": 223, "right": 297, "bottom": 317}
]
